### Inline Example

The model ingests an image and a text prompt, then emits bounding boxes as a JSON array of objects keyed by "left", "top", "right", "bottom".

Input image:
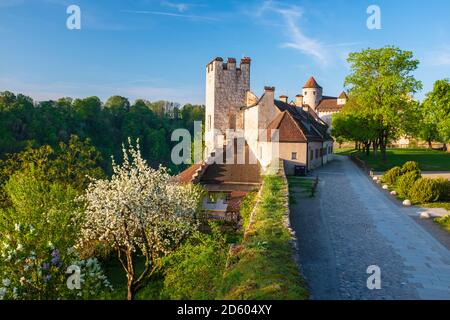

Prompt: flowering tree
[{"left": 79, "top": 140, "right": 203, "bottom": 300}]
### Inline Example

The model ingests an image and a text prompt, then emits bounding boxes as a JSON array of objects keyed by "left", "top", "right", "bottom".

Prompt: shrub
[
  {"left": 397, "top": 171, "right": 421, "bottom": 198},
  {"left": 434, "top": 178, "right": 450, "bottom": 201},
  {"left": 402, "top": 161, "right": 421, "bottom": 174},
  {"left": 410, "top": 178, "right": 441, "bottom": 204},
  {"left": 382, "top": 166, "right": 402, "bottom": 185},
  {"left": 0, "top": 171, "right": 113, "bottom": 300}
]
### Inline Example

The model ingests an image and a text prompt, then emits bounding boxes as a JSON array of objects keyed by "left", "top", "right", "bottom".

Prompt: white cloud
[
  {"left": 161, "top": 1, "right": 191, "bottom": 12},
  {"left": 124, "top": 9, "right": 218, "bottom": 22},
  {"left": 254, "top": 1, "right": 328, "bottom": 64},
  {"left": 249, "top": 1, "right": 366, "bottom": 66}
]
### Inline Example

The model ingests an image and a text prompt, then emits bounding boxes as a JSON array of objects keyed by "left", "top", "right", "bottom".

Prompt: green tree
[
  {"left": 344, "top": 46, "right": 422, "bottom": 160},
  {"left": 422, "top": 79, "right": 450, "bottom": 151}
]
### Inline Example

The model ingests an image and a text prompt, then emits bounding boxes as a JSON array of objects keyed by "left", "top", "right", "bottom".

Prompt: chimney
[
  {"left": 295, "top": 94, "right": 303, "bottom": 107},
  {"left": 279, "top": 95, "right": 288, "bottom": 103},
  {"left": 303, "top": 105, "right": 309, "bottom": 113},
  {"left": 264, "top": 86, "right": 275, "bottom": 102},
  {"left": 227, "top": 57, "right": 236, "bottom": 70}
]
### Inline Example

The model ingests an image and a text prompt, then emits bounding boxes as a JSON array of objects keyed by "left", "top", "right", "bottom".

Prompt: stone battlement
[{"left": 207, "top": 57, "right": 251, "bottom": 72}]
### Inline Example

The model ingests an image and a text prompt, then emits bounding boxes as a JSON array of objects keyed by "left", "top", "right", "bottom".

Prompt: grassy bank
[
  {"left": 341, "top": 148, "right": 450, "bottom": 171},
  {"left": 220, "top": 175, "right": 309, "bottom": 300},
  {"left": 435, "top": 215, "right": 450, "bottom": 233}
]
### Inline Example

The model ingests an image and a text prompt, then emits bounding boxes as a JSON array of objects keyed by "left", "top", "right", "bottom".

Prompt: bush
[
  {"left": 0, "top": 171, "right": 113, "bottom": 300},
  {"left": 434, "top": 178, "right": 450, "bottom": 201},
  {"left": 382, "top": 166, "right": 402, "bottom": 185},
  {"left": 402, "top": 161, "right": 421, "bottom": 174},
  {"left": 410, "top": 178, "right": 443, "bottom": 204},
  {"left": 397, "top": 171, "right": 421, "bottom": 198}
]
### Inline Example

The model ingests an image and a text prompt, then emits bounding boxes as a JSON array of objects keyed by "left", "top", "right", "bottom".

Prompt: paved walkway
[{"left": 289, "top": 155, "right": 450, "bottom": 300}]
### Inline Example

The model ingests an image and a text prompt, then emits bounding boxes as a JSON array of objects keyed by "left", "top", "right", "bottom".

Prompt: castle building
[
  {"left": 204, "top": 57, "right": 336, "bottom": 175},
  {"left": 178, "top": 57, "right": 341, "bottom": 220}
]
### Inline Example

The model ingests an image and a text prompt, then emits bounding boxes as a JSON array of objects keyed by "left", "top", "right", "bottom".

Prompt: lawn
[
  {"left": 342, "top": 148, "right": 450, "bottom": 172},
  {"left": 220, "top": 175, "right": 309, "bottom": 300}
]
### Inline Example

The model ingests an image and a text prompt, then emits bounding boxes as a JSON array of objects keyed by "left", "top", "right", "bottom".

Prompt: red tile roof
[
  {"left": 316, "top": 97, "right": 343, "bottom": 112},
  {"left": 303, "top": 76, "right": 322, "bottom": 89},
  {"left": 176, "top": 163, "right": 202, "bottom": 184}
]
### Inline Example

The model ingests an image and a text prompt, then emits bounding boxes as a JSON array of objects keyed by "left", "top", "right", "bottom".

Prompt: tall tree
[
  {"left": 422, "top": 79, "right": 450, "bottom": 151},
  {"left": 344, "top": 46, "right": 422, "bottom": 160}
]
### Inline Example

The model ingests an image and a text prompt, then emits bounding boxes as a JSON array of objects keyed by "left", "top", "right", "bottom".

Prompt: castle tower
[
  {"left": 205, "top": 57, "right": 251, "bottom": 157},
  {"left": 302, "top": 76, "right": 323, "bottom": 111}
]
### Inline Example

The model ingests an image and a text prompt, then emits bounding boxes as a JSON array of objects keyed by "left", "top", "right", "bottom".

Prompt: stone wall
[{"left": 205, "top": 57, "right": 251, "bottom": 156}]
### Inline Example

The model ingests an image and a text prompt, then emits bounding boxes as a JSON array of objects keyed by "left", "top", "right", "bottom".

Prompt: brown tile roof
[
  {"left": 274, "top": 100, "right": 333, "bottom": 142},
  {"left": 200, "top": 142, "right": 261, "bottom": 185},
  {"left": 316, "top": 97, "right": 343, "bottom": 112},
  {"left": 176, "top": 163, "right": 202, "bottom": 184},
  {"left": 303, "top": 76, "right": 322, "bottom": 89},
  {"left": 267, "top": 111, "right": 307, "bottom": 143}
]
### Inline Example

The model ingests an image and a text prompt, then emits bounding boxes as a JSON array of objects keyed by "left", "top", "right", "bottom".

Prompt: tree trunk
[
  {"left": 127, "top": 277, "right": 134, "bottom": 300},
  {"left": 365, "top": 142, "right": 371, "bottom": 156},
  {"left": 373, "top": 140, "right": 378, "bottom": 157},
  {"left": 428, "top": 140, "right": 432, "bottom": 149},
  {"left": 380, "top": 135, "right": 388, "bottom": 161},
  {"left": 126, "top": 249, "right": 134, "bottom": 300}
]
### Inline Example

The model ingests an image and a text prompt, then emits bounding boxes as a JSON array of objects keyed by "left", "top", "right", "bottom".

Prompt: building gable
[{"left": 267, "top": 111, "right": 307, "bottom": 143}]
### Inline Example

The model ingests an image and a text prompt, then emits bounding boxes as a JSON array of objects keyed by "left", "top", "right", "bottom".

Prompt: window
[
  {"left": 291, "top": 152, "right": 297, "bottom": 160},
  {"left": 310, "top": 150, "right": 313, "bottom": 161}
]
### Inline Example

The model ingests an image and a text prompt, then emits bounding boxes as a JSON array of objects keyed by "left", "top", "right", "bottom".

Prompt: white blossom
[
  {"left": 77, "top": 140, "right": 202, "bottom": 298},
  {"left": 2, "top": 279, "right": 10, "bottom": 287}
]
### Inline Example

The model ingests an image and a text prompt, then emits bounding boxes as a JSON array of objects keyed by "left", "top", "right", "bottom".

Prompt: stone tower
[
  {"left": 302, "top": 76, "right": 323, "bottom": 111},
  {"left": 205, "top": 57, "right": 251, "bottom": 157}
]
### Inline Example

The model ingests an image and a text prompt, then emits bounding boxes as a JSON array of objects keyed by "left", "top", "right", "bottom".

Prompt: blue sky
[{"left": 0, "top": 0, "right": 449, "bottom": 104}]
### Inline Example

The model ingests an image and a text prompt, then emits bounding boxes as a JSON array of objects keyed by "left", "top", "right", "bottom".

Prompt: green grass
[
  {"left": 435, "top": 215, "right": 450, "bottom": 233},
  {"left": 345, "top": 148, "right": 450, "bottom": 172},
  {"left": 220, "top": 175, "right": 309, "bottom": 300},
  {"left": 334, "top": 147, "right": 355, "bottom": 155},
  {"left": 101, "top": 255, "right": 164, "bottom": 300}
]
